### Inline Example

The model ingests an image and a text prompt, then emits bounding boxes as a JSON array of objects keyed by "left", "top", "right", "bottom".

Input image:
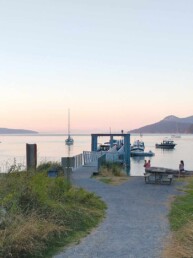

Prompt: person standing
[
  {"left": 144, "top": 159, "right": 151, "bottom": 174},
  {"left": 144, "top": 160, "right": 147, "bottom": 168},
  {"left": 144, "top": 160, "right": 148, "bottom": 174},
  {"left": 146, "top": 160, "right": 151, "bottom": 169}
]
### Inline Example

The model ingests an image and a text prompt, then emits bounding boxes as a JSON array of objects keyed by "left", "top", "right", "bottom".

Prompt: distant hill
[
  {"left": 129, "top": 115, "right": 193, "bottom": 134},
  {"left": 0, "top": 128, "right": 38, "bottom": 134}
]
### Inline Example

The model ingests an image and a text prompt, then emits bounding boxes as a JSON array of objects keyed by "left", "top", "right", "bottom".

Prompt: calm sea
[{"left": 0, "top": 134, "right": 193, "bottom": 176}]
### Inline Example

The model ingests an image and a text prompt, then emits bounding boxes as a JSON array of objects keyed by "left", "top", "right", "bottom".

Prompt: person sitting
[{"left": 179, "top": 160, "right": 185, "bottom": 177}]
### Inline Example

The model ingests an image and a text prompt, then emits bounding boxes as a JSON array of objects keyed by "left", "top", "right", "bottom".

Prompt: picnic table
[{"left": 144, "top": 167, "right": 173, "bottom": 185}]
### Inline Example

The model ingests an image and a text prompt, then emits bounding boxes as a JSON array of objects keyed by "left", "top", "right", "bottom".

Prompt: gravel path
[{"left": 54, "top": 166, "right": 183, "bottom": 258}]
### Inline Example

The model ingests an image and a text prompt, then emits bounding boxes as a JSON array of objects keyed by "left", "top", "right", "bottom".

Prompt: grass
[
  {"left": 0, "top": 162, "right": 106, "bottom": 258},
  {"left": 99, "top": 178, "right": 112, "bottom": 184},
  {"left": 163, "top": 176, "right": 193, "bottom": 258},
  {"left": 93, "top": 162, "right": 129, "bottom": 185}
]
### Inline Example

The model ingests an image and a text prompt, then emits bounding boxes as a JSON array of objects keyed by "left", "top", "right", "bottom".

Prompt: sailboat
[
  {"left": 171, "top": 123, "right": 181, "bottom": 138},
  {"left": 65, "top": 109, "right": 74, "bottom": 145}
]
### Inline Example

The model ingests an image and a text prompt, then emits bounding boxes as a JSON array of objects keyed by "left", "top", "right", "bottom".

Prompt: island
[{"left": 0, "top": 128, "right": 38, "bottom": 134}]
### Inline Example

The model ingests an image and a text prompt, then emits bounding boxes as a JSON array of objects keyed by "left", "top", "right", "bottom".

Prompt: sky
[{"left": 1, "top": 0, "right": 193, "bottom": 133}]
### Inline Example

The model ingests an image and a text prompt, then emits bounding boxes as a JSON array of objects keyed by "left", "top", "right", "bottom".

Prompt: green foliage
[
  {"left": 0, "top": 162, "right": 106, "bottom": 257},
  {"left": 36, "top": 161, "right": 64, "bottom": 176},
  {"left": 37, "top": 161, "right": 63, "bottom": 171},
  {"left": 165, "top": 177, "right": 193, "bottom": 257},
  {"left": 99, "top": 162, "right": 123, "bottom": 176},
  {"left": 99, "top": 178, "right": 112, "bottom": 184},
  {"left": 169, "top": 177, "right": 193, "bottom": 231}
]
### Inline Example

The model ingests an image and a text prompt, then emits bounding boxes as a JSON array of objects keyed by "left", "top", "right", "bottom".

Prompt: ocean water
[{"left": 0, "top": 134, "right": 193, "bottom": 176}]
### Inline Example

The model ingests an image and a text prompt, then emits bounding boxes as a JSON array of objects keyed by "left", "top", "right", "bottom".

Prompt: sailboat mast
[
  {"left": 68, "top": 109, "right": 70, "bottom": 137},
  {"left": 65, "top": 108, "right": 74, "bottom": 145}
]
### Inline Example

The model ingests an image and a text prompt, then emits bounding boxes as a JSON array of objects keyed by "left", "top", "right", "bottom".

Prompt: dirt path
[{"left": 54, "top": 166, "right": 183, "bottom": 258}]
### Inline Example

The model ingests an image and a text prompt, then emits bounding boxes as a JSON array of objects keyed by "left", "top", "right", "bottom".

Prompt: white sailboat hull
[
  {"left": 65, "top": 137, "right": 74, "bottom": 145},
  {"left": 65, "top": 109, "right": 74, "bottom": 145}
]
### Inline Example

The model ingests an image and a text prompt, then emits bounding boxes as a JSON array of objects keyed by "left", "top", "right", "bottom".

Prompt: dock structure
[{"left": 91, "top": 133, "right": 130, "bottom": 167}]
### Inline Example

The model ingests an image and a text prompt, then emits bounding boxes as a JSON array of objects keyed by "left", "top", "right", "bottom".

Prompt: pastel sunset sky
[{"left": 1, "top": 0, "right": 193, "bottom": 133}]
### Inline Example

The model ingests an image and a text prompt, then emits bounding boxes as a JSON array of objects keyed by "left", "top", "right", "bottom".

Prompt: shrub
[
  {"left": 99, "top": 162, "right": 123, "bottom": 177},
  {"left": 0, "top": 162, "right": 106, "bottom": 257},
  {"left": 36, "top": 161, "right": 64, "bottom": 176},
  {"left": 164, "top": 177, "right": 193, "bottom": 258}
]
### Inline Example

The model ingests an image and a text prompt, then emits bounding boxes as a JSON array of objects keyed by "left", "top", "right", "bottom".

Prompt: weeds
[
  {"left": 99, "top": 178, "right": 112, "bottom": 184},
  {"left": 164, "top": 177, "right": 193, "bottom": 258},
  {"left": 99, "top": 162, "right": 124, "bottom": 177},
  {"left": 0, "top": 162, "right": 106, "bottom": 257},
  {"left": 95, "top": 162, "right": 128, "bottom": 185}
]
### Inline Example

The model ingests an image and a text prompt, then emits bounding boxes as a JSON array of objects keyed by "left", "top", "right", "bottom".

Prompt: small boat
[
  {"left": 98, "top": 143, "right": 111, "bottom": 151},
  {"left": 65, "top": 109, "right": 74, "bottom": 146},
  {"left": 98, "top": 138, "right": 123, "bottom": 152},
  {"left": 130, "top": 140, "right": 154, "bottom": 157},
  {"left": 104, "top": 139, "right": 121, "bottom": 145},
  {"left": 155, "top": 139, "right": 176, "bottom": 149},
  {"left": 130, "top": 140, "right": 145, "bottom": 155},
  {"left": 65, "top": 136, "right": 74, "bottom": 145},
  {"left": 171, "top": 134, "right": 181, "bottom": 138}
]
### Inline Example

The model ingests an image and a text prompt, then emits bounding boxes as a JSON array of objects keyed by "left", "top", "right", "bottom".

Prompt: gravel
[{"left": 54, "top": 166, "right": 183, "bottom": 258}]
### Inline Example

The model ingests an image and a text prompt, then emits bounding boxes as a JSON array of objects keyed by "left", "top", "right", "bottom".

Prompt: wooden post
[
  {"left": 61, "top": 157, "right": 75, "bottom": 182},
  {"left": 26, "top": 144, "right": 37, "bottom": 171}
]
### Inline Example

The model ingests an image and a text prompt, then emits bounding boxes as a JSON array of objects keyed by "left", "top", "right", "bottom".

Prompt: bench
[
  {"left": 167, "top": 174, "right": 173, "bottom": 184},
  {"left": 144, "top": 173, "right": 173, "bottom": 185},
  {"left": 144, "top": 173, "right": 151, "bottom": 183},
  {"left": 160, "top": 174, "right": 173, "bottom": 185}
]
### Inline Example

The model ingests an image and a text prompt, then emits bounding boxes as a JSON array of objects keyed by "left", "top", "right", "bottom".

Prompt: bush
[
  {"left": 0, "top": 163, "right": 106, "bottom": 257},
  {"left": 99, "top": 162, "right": 123, "bottom": 177},
  {"left": 164, "top": 177, "right": 193, "bottom": 258},
  {"left": 36, "top": 161, "right": 64, "bottom": 176}
]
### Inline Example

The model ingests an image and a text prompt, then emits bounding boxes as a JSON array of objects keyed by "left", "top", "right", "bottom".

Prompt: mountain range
[
  {"left": 0, "top": 128, "right": 38, "bottom": 134},
  {"left": 129, "top": 115, "right": 193, "bottom": 134},
  {"left": 1, "top": 116, "right": 193, "bottom": 134}
]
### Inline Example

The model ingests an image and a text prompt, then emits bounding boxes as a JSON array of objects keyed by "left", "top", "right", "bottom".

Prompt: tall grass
[
  {"left": 99, "top": 162, "right": 124, "bottom": 177},
  {"left": 0, "top": 162, "right": 106, "bottom": 257},
  {"left": 163, "top": 177, "right": 193, "bottom": 258}
]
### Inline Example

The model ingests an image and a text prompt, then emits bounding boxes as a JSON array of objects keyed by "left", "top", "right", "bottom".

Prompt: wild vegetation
[
  {"left": 93, "top": 162, "right": 129, "bottom": 185},
  {"left": 0, "top": 162, "right": 106, "bottom": 258},
  {"left": 164, "top": 177, "right": 193, "bottom": 258}
]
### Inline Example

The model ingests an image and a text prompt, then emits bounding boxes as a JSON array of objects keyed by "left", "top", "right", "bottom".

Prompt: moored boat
[
  {"left": 65, "top": 109, "right": 74, "bottom": 146},
  {"left": 97, "top": 143, "right": 111, "bottom": 151},
  {"left": 65, "top": 136, "right": 74, "bottom": 145},
  {"left": 98, "top": 138, "right": 123, "bottom": 152},
  {"left": 155, "top": 139, "right": 176, "bottom": 149},
  {"left": 131, "top": 140, "right": 145, "bottom": 153},
  {"left": 130, "top": 140, "right": 154, "bottom": 157},
  {"left": 130, "top": 140, "right": 145, "bottom": 156},
  {"left": 171, "top": 134, "right": 181, "bottom": 138}
]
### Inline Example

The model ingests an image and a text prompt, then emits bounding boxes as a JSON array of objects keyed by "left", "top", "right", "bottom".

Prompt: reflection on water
[
  {"left": 157, "top": 148, "right": 176, "bottom": 152},
  {"left": 131, "top": 156, "right": 145, "bottom": 163},
  {"left": 67, "top": 145, "right": 72, "bottom": 157}
]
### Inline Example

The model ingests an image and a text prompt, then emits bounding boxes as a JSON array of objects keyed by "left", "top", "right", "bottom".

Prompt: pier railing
[
  {"left": 73, "top": 153, "right": 83, "bottom": 169},
  {"left": 83, "top": 151, "right": 120, "bottom": 166},
  {"left": 0, "top": 151, "right": 121, "bottom": 173},
  {"left": 0, "top": 154, "right": 84, "bottom": 174}
]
